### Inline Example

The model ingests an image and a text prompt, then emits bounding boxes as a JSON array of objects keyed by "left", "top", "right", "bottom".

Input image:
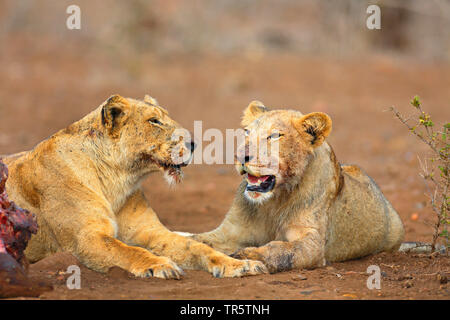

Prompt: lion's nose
[
  {"left": 236, "top": 144, "right": 254, "bottom": 164},
  {"left": 185, "top": 141, "right": 196, "bottom": 152},
  {"left": 237, "top": 153, "right": 253, "bottom": 164}
]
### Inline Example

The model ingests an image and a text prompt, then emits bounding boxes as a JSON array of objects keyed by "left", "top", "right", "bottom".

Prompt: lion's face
[
  {"left": 100, "top": 94, "right": 194, "bottom": 184},
  {"left": 236, "top": 101, "right": 332, "bottom": 203}
]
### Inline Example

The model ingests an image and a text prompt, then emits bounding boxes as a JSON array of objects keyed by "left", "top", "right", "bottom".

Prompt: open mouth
[
  {"left": 158, "top": 161, "right": 187, "bottom": 183},
  {"left": 245, "top": 173, "right": 276, "bottom": 193}
]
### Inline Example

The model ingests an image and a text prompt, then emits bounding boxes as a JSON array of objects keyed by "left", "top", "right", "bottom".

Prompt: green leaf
[{"left": 411, "top": 96, "right": 421, "bottom": 108}]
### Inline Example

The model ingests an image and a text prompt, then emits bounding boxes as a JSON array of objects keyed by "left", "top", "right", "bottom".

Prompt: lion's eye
[
  {"left": 244, "top": 129, "right": 250, "bottom": 137},
  {"left": 148, "top": 118, "right": 163, "bottom": 125},
  {"left": 268, "top": 132, "right": 283, "bottom": 141}
]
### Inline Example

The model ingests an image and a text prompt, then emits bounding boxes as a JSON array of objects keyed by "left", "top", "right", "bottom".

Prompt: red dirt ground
[{"left": 0, "top": 35, "right": 449, "bottom": 299}]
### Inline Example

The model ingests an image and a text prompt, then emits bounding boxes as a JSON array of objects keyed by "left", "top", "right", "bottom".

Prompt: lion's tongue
[{"left": 247, "top": 174, "right": 270, "bottom": 184}]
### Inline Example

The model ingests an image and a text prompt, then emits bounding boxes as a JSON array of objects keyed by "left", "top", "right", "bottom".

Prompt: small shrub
[{"left": 390, "top": 96, "right": 449, "bottom": 252}]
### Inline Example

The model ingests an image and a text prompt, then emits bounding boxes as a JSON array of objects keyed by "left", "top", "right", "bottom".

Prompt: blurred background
[{"left": 0, "top": 0, "right": 449, "bottom": 241}]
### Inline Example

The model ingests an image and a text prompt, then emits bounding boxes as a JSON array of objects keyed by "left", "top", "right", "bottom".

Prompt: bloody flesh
[
  {"left": 0, "top": 159, "right": 52, "bottom": 298},
  {"left": 0, "top": 160, "right": 38, "bottom": 264}
]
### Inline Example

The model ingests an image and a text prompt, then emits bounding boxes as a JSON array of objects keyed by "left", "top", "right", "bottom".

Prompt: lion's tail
[{"left": 398, "top": 242, "right": 447, "bottom": 254}]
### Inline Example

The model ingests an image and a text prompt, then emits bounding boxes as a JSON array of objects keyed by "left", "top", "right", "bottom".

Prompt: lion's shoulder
[{"left": 341, "top": 164, "right": 364, "bottom": 177}]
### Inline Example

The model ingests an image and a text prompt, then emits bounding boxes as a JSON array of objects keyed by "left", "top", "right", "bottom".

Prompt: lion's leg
[
  {"left": 174, "top": 230, "right": 240, "bottom": 254},
  {"left": 43, "top": 201, "right": 183, "bottom": 279},
  {"left": 175, "top": 208, "right": 255, "bottom": 255},
  {"left": 117, "top": 191, "right": 268, "bottom": 278},
  {"left": 181, "top": 228, "right": 244, "bottom": 255},
  {"left": 136, "top": 228, "right": 268, "bottom": 277},
  {"left": 75, "top": 227, "right": 183, "bottom": 279},
  {"left": 231, "top": 227, "right": 326, "bottom": 273}
]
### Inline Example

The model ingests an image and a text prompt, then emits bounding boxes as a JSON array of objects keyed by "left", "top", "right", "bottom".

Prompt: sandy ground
[{"left": 1, "top": 35, "right": 449, "bottom": 299}]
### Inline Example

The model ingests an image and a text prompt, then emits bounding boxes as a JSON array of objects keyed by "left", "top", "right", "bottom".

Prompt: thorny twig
[{"left": 390, "top": 96, "right": 449, "bottom": 252}]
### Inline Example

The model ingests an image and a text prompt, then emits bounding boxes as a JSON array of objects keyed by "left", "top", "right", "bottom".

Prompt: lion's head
[
  {"left": 236, "top": 101, "right": 332, "bottom": 203},
  {"left": 99, "top": 94, "right": 195, "bottom": 184}
]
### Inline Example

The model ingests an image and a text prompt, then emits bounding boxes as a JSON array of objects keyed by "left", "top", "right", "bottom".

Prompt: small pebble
[
  {"left": 293, "top": 274, "right": 307, "bottom": 281},
  {"left": 300, "top": 290, "right": 313, "bottom": 295},
  {"left": 437, "top": 273, "right": 447, "bottom": 284}
]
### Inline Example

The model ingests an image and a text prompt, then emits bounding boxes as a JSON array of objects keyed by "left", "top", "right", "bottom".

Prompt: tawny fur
[
  {"left": 2, "top": 95, "right": 267, "bottom": 279},
  {"left": 180, "top": 101, "right": 405, "bottom": 273}
]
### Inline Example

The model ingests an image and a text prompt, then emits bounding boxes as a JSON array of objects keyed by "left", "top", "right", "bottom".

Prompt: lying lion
[
  {"left": 2, "top": 95, "right": 267, "bottom": 279},
  {"left": 178, "top": 101, "right": 405, "bottom": 273}
]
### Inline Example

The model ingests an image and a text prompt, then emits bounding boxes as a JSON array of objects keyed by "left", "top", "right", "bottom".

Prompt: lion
[
  {"left": 1, "top": 95, "right": 267, "bottom": 279},
  {"left": 177, "top": 101, "right": 405, "bottom": 273}
]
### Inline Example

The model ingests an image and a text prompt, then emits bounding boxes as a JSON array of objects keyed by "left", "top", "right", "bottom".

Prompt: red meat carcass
[{"left": 0, "top": 159, "right": 52, "bottom": 298}]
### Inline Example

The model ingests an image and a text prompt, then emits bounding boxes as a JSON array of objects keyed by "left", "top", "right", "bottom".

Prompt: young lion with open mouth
[
  {"left": 178, "top": 101, "right": 405, "bottom": 273},
  {"left": 1, "top": 95, "right": 267, "bottom": 279}
]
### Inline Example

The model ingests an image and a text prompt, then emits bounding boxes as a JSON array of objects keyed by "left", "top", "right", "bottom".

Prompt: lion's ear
[
  {"left": 101, "top": 94, "right": 129, "bottom": 131},
  {"left": 293, "top": 112, "right": 332, "bottom": 147},
  {"left": 241, "top": 100, "right": 269, "bottom": 126},
  {"left": 144, "top": 94, "right": 159, "bottom": 106}
]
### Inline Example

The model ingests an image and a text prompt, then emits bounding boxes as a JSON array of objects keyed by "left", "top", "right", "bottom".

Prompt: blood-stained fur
[
  {"left": 3, "top": 95, "right": 267, "bottom": 279},
  {"left": 178, "top": 101, "right": 405, "bottom": 273}
]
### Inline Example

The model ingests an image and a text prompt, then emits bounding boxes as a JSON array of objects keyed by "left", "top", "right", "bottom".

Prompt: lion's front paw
[
  {"left": 230, "top": 247, "right": 264, "bottom": 261},
  {"left": 130, "top": 257, "right": 185, "bottom": 280},
  {"left": 231, "top": 245, "right": 298, "bottom": 274},
  {"left": 208, "top": 255, "right": 268, "bottom": 278}
]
